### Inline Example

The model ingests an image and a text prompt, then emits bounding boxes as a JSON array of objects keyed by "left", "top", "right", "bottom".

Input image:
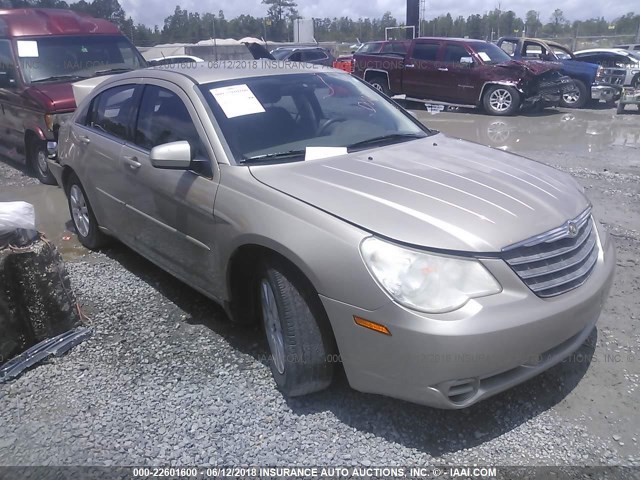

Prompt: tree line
[{"left": 1, "top": 0, "right": 638, "bottom": 46}]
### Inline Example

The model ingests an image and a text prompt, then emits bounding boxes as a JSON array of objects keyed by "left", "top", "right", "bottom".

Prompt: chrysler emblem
[{"left": 567, "top": 222, "right": 579, "bottom": 238}]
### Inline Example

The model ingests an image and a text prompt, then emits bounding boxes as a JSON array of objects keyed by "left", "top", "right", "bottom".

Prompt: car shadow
[{"left": 94, "top": 241, "right": 596, "bottom": 458}]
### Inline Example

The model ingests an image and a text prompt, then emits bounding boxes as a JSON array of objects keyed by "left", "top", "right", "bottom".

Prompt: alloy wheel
[
  {"left": 69, "top": 184, "right": 90, "bottom": 238},
  {"left": 260, "top": 279, "right": 286, "bottom": 374},
  {"left": 489, "top": 88, "right": 513, "bottom": 112}
]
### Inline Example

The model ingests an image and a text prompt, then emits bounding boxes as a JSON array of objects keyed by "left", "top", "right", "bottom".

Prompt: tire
[
  {"left": 368, "top": 76, "right": 390, "bottom": 95},
  {"left": 482, "top": 85, "right": 520, "bottom": 116},
  {"left": 257, "top": 259, "right": 335, "bottom": 397},
  {"left": 65, "top": 172, "right": 108, "bottom": 249},
  {"left": 617, "top": 102, "right": 625, "bottom": 114},
  {"left": 560, "top": 79, "right": 588, "bottom": 109},
  {"left": 27, "top": 138, "right": 56, "bottom": 185},
  {"left": 631, "top": 74, "right": 640, "bottom": 89}
]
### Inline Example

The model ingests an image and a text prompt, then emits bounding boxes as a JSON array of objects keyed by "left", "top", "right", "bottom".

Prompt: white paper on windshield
[
  {"left": 16, "top": 40, "right": 39, "bottom": 58},
  {"left": 305, "top": 147, "right": 348, "bottom": 161},
  {"left": 209, "top": 84, "right": 265, "bottom": 118},
  {"left": 477, "top": 52, "right": 491, "bottom": 62}
]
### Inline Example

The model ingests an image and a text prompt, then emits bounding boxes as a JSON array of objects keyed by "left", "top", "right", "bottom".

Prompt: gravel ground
[{"left": 1, "top": 106, "right": 639, "bottom": 468}]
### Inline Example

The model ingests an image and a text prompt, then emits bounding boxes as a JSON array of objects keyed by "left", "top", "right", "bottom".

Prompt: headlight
[{"left": 360, "top": 237, "right": 502, "bottom": 313}]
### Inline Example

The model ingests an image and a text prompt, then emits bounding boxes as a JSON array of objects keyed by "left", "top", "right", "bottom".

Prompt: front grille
[{"left": 502, "top": 208, "right": 599, "bottom": 298}]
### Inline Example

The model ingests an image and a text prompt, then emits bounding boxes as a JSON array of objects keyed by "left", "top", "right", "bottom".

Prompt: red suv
[{"left": 0, "top": 8, "right": 146, "bottom": 184}]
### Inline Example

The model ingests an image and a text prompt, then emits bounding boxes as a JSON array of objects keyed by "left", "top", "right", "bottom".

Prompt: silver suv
[{"left": 49, "top": 64, "right": 615, "bottom": 409}]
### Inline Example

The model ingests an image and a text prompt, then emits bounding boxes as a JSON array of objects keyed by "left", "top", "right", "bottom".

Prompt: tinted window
[
  {"left": 443, "top": 44, "right": 470, "bottom": 63},
  {"left": 304, "top": 50, "right": 327, "bottom": 61},
  {"left": 0, "top": 40, "right": 17, "bottom": 86},
  {"left": 412, "top": 43, "right": 439, "bottom": 61},
  {"left": 89, "top": 85, "right": 136, "bottom": 140},
  {"left": 288, "top": 52, "right": 302, "bottom": 62},
  {"left": 357, "top": 43, "right": 382, "bottom": 54},
  {"left": 134, "top": 85, "right": 206, "bottom": 158},
  {"left": 271, "top": 49, "right": 291, "bottom": 60},
  {"left": 391, "top": 43, "right": 408, "bottom": 54}
]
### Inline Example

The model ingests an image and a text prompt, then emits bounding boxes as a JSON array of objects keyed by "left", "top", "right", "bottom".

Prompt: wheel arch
[
  {"left": 224, "top": 240, "right": 338, "bottom": 352},
  {"left": 363, "top": 69, "right": 391, "bottom": 90},
  {"left": 478, "top": 81, "right": 522, "bottom": 103}
]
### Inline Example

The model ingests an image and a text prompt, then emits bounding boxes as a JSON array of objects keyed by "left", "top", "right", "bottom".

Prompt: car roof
[
  {"left": 99, "top": 63, "right": 342, "bottom": 90},
  {"left": 574, "top": 48, "right": 632, "bottom": 55},
  {"left": 275, "top": 46, "right": 325, "bottom": 52},
  {"left": 0, "top": 8, "right": 120, "bottom": 37},
  {"left": 416, "top": 36, "right": 489, "bottom": 44}
]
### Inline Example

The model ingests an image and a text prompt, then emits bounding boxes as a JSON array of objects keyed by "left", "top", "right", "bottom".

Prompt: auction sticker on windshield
[
  {"left": 210, "top": 84, "right": 265, "bottom": 118},
  {"left": 477, "top": 51, "right": 491, "bottom": 62},
  {"left": 16, "top": 40, "right": 39, "bottom": 58}
]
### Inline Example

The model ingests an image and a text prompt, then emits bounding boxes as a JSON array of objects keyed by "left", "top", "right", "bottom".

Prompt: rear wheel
[
  {"left": 258, "top": 259, "right": 335, "bottom": 397},
  {"left": 482, "top": 85, "right": 520, "bottom": 116},
  {"left": 560, "top": 79, "right": 588, "bottom": 109},
  {"left": 368, "top": 76, "right": 390, "bottom": 95},
  {"left": 65, "top": 172, "right": 108, "bottom": 249},
  {"left": 27, "top": 138, "right": 56, "bottom": 185}
]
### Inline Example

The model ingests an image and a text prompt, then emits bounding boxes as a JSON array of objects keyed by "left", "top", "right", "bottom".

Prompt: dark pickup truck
[
  {"left": 352, "top": 37, "right": 575, "bottom": 116},
  {"left": 497, "top": 37, "right": 622, "bottom": 108}
]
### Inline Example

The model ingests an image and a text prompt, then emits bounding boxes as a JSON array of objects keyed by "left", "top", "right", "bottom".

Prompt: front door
[
  {"left": 437, "top": 43, "right": 479, "bottom": 104},
  {"left": 119, "top": 82, "right": 219, "bottom": 294}
]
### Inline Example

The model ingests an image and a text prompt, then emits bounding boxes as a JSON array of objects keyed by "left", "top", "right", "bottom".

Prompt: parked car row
[{"left": 351, "top": 37, "right": 578, "bottom": 116}]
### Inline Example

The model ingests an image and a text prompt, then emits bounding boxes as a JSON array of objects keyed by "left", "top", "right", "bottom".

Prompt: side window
[
  {"left": 381, "top": 43, "right": 393, "bottom": 53},
  {"left": 443, "top": 44, "right": 470, "bottom": 63},
  {"left": 134, "top": 85, "right": 207, "bottom": 159},
  {"left": 304, "top": 50, "right": 327, "bottom": 61},
  {"left": 289, "top": 52, "right": 302, "bottom": 62},
  {"left": 392, "top": 43, "right": 408, "bottom": 54},
  {"left": 522, "top": 42, "right": 545, "bottom": 59},
  {"left": 0, "top": 40, "right": 17, "bottom": 87},
  {"left": 499, "top": 41, "right": 517, "bottom": 56},
  {"left": 88, "top": 85, "right": 136, "bottom": 140},
  {"left": 412, "top": 43, "right": 439, "bottom": 61}
]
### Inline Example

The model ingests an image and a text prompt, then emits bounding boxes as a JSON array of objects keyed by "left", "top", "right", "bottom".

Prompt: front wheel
[
  {"left": 258, "top": 259, "right": 335, "bottom": 397},
  {"left": 560, "top": 79, "right": 588, "bottom": 109},
  {"left": 483, "top": 85, "right": 520, "bottom": 116},
  {"left": 27, "top": 139, "right": 56, "bottom": 185},
  {"left": 65, "top": 172, "right": 108, "bottom": 249}
]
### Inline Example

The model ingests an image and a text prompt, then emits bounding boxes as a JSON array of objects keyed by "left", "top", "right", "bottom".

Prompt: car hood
[
  {"left": 249, "top": 135, "right": 589, "bottom": 253},
  {"left": 497, "top": 59, "right": 561, "bottom": 75},
  {"left": 25, "top": 83, "right": 76, "bottom": 112}
]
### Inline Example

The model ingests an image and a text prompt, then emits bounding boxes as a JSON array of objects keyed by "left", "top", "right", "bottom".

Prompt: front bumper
[
  {"left": 321, "top": 229, "right": 615, "bottom": 409},
  {"left": 591, "top": 85, "right": 621, "bottom": 102}
]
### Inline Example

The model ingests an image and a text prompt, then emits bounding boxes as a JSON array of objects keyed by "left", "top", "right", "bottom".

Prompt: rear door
[
  {"left": 402, "top": 40, "right": 443, "bottom": 99},
  {"left": 70, "top": 83, "right": 140, "bottom": 233},
  {"left": 119, "top": 81, "right": 219, "bottom": 293}
]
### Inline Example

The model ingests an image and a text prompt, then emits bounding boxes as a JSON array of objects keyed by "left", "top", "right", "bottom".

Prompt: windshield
[
  {"left": 16, "top": 35, "right": 146, "bottom": 84},
  {"left": 200, "top": 72, "right": 430, "bottom": 164},
  {"left": 271, "top": 49, "right": 293, "bottom": 60},
  {"left": 473, "top": 43, "right": 511, "bottom": 64}
]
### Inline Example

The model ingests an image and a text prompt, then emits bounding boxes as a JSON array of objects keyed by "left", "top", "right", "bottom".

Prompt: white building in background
[{"left": 293, "top": 19, "right": 315, "bottom": 43}]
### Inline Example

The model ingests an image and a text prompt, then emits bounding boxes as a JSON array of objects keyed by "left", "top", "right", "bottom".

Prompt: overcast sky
[{"left": 118, "top": 0, "right": 638, "bottom": 30}]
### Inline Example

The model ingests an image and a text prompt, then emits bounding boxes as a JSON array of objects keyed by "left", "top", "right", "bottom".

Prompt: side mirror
[
  {"left": 0, "top": 71, "right": 16, "bottom": 88},
  {"left": 150, "top": 141, "right": 192, "bottom": 169}
]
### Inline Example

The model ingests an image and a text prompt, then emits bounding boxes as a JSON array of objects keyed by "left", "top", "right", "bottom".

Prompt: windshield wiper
[
  {"left": 239, "top": 150, "right": 307, "bottom": 164},
  {"left": 346, "top": 133, "right": 425, "bottom": 151},
  {"left": 31, "top": 74, "right": 88, "bottom": 83},
  {"left": 94, "top": 67, "right": 133, "bottom": 76}
]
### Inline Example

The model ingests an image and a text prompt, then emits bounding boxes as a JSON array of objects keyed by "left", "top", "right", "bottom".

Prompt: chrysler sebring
[{"left": 48, "top": 63, "right": 615, "bottom": 408}]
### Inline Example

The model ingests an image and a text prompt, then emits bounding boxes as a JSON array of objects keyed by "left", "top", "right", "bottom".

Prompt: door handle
[
  {"left": 437, "top": 67, "right": 449, "bottom": 72},
  {"left": 123, "top": 155, "right": 141, "bottom": 169},
  {"left": 405, "top": 63, "right": 415, "bottom": 68},
  {"left": 78, "top": 135, "right": 91, "bottom": 144}
]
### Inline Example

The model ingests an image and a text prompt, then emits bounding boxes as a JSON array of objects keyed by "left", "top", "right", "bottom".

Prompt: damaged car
[
  {"left": 49, "top": 64, "right": 614, "bottom": 408},
  {"left": 352, "top": 37, "right": 576, "bottom": 115}
]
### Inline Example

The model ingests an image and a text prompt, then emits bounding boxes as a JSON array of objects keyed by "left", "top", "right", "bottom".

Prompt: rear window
[{"left": 412, "top": 43, "right": 439, "bottom": 61}]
